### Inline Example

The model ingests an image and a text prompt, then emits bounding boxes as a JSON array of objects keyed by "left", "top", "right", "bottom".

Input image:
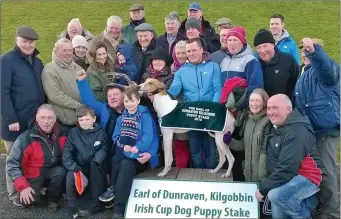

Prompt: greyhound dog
[{"left": 139, "top": 78, "right": 235, "bottom": 178}]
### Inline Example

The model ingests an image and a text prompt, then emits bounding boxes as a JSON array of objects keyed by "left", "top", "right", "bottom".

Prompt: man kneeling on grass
[
  {"left": 6, "top": 104, "right": 67, "bottom": 211},
  {"left": 62, "top": 106, "right": 108, "bottom": 219},
  {"left": 98, "top": 86, "right": 160, "bottom": 219},
  {"left": 255, "top": 94, "right": 326, "bottom": 219}
]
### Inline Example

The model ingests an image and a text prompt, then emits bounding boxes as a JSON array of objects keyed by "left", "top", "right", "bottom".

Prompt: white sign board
[{"left": 125, "top": 179, "right": 259, "bottom": 218}]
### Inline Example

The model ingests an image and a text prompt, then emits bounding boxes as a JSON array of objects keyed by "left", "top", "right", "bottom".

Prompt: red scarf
[{"left": 148, "top": 65, "right": 163, "bottom": 78}]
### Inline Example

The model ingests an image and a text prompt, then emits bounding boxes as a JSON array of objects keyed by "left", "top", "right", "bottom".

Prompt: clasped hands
[{"left": 124, "top": 145, "right": 139, "bottom": 154}]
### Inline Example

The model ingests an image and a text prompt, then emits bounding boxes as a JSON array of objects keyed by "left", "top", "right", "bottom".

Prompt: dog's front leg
[{"left": 158, "top": 129, "right": 173, "bottom": 177}]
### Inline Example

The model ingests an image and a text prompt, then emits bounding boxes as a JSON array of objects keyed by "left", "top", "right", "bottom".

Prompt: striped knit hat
[{"left": 225, "top": 26, "right": 246, "bottom": 44}]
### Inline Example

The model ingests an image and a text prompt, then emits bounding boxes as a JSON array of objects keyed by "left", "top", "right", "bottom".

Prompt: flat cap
[
  {"left": 135, "top": 23, "right": 154, "bottom": 32},
  {"left": 16, "top": 25, "right": 39, "bottom": 40},
  {"left": 216, "top": 17, "right": 232, "bottom": 26},
  {"left": 129, "top": 4, "right": 144, "bottom": 11}
]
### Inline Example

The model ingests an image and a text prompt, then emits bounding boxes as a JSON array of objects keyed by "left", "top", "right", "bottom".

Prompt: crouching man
[
  {"left": 6, "top": 104, "right": 67, "bottom": 211},
  {"left": 256, "top": 94, "right": 325, "bottom": 219}
]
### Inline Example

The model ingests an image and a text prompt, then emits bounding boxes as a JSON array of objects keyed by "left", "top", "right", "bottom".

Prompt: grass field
[{"left": 0, "top": 1, "right": 340, "bottom": 160}]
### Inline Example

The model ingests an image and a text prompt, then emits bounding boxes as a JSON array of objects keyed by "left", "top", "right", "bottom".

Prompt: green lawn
[{"left": 0, "top": 1, "right": 340, "bottom": 161}]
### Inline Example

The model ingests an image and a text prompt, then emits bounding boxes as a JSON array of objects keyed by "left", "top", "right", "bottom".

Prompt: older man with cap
[
  {"left": 132, "top": 23, "right": 157, "bottom": 83},
  {"left": 179, "top": 2, "right": 216, "bottom": 43},
  {"left": 1, "top": 25, "right": 46, "bottom": 206},
  {"left": 254, "top": 29, "right": 299, "bottom": 98},
  {"left": 293, "top": 38, "right": 340, "bottom": 219},
  {"left": 211, "top": 17, "right": 233, "bottom": 51},
  {"left": 122, "top": 4, "right": 147, "bottom": 45},
  {"left": 42, "top": 38, "right": 84, "bottom": 128},
  {"left": 156, "top": 11, "right": 186, "bottom": 60},
  {"left": 185, "top": 18, "right": 218, "bottom": 53},
  {"left": 90, "top": 16, "right": 126, "bottom": 63}
]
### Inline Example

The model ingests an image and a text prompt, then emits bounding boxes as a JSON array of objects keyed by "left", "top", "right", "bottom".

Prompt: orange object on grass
[{"left": 74, "top": 171, "right": 88, "bottom": 195}]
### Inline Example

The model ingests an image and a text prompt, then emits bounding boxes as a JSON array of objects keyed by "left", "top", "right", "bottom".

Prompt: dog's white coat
[{"left": 140, "top": 79, "right": 235, "bottom": 178}]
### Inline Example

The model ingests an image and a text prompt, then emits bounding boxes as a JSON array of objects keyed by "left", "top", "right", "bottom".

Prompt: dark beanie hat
[
  {"left": 254, "top": 29, "right": 275, "bottom": 47},
  {"left": 150, "top": 47, "right": 170, "bottom": 66},
  {"left": 185, "top": 18, "right": 201, "bottom": 32}
]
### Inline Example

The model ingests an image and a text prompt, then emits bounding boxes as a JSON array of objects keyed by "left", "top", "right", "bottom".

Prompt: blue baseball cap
[{"left": 188, "top": 2, "right": 202, "bottom": 11}]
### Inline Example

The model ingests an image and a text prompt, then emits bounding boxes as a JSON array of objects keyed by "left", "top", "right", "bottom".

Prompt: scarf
[
  {"left": 147, "top": 65, "right": 168, "bottom": 78},
  {"left": 131, "top": 17, "right": 146, "bottom": 27},
  {"left": 171, "top": 53, "right": 183, "bottom": 74},
  {"left": 104, "top": 28, "right": 124, "bottom": 50},
  {"left": 73, "top": 54, "right": 87, "bottom": 70}
]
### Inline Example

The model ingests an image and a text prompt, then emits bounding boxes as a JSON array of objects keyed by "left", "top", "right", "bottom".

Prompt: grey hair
[
  {"left": 68, "top": 18, "right": 82, "bottom": 29},
  {"left": 37, "top": 104, "right": 56, "bottom": 114},
  {"left": 53, "top": 38, "right": 72, "bottom": 54},
  {"left": 107, "top": 16, "right": 122, "bottom": 26},
  {"left": 165, "top": 11, "right": 180, "bottom": 22}
]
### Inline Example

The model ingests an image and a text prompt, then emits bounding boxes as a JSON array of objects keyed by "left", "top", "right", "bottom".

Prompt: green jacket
[
  {"left": 122, "top": 18, "right": 146, "bottom": 45},
  {"left": 87, "top": 65, "right": 111, "bottom": 102},
  {"left": 243, "top": 110, "right": 270, "bottom": 182}
]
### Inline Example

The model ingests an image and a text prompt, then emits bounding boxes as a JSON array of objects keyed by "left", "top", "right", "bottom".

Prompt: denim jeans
[
  {"left": 268, "top": 175, "right": 319, "bottom": 219},
  {"left": 188, "top": 131, "right": 217, "bottom": 169}
]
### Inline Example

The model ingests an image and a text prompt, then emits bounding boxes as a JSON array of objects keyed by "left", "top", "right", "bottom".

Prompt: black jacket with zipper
[
  {"left": 259, "top": 110, "right": 325, "bottom": 196},
  {"left": 62, "top": 124, "right": 108, "bottom": 172},
  {"left": 258, "top": 50, "right": 299, "bottom": 98}
]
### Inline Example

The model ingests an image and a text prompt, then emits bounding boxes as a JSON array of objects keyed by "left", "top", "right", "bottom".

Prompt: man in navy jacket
[
  {"left": 293, "top": 38, "right": 340, "bottom": 219},
  {"left": 1, "top": 25, "right": 46, "bottom": 205}
]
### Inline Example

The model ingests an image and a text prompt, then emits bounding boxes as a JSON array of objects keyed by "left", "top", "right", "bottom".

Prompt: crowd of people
[{"left": 1, "top": 2, "right": 340, "bottom": 219}]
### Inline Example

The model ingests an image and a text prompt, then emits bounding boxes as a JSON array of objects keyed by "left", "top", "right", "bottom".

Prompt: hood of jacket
[
  {"left": 117, "top": 43, "right": 134, "bottom": 65},
  {"left": 277, "top": 29, "right": 291, "bottom": 43}
]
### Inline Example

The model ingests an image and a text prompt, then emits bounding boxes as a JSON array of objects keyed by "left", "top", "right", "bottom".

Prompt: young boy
[
  {"left": 62, "top": 106, "right": 108, "bottom": 219},
  {"left": 98, "top": 86, "right": 159, "bottom": 218}
]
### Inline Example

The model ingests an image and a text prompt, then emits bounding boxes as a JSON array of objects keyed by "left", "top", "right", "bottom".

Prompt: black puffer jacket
[
  {"left": 259, "top": 110, "right": 325, "bottom": 196},
  {"left": 62, "top": 124, "right": 108, "bottom": 171}
]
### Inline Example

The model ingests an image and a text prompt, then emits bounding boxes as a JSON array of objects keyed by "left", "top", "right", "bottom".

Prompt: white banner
[{"left": 125, "top": 179, "right": 259, "bottom": 218}]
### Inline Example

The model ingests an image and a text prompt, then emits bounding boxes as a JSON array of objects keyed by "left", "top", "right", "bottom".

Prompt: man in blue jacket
[
  {"left": 168, "top": 38, "right": 221, "bottom": 169},
  {"left": 1, "top": 25, "right": 46, "bottom": 205},
  {"left": 269, "top": 14, "right": 300, "bottom": 65},
  {"left": 76, "top": 71, "right": 159, "bottom": 218},
  {"left": 293, "top": 38, "right": 340, "bottom": 219}
]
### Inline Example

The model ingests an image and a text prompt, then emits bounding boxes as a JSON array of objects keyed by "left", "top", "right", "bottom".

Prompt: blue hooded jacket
[
  {"left": 293, "top": 45, "right": 340, "bottom": 137},
  {"left": 76, "top": 79, "right": 160, "bottom": 168},
  {"left": 116, "top": 43, "right": 138, "bottom": 84},
  {"left": 113, "top": 106, "right": 159, "bottom": 161},
  {"left": 168, "top": 60, "right": 222, "bottom": 103}
]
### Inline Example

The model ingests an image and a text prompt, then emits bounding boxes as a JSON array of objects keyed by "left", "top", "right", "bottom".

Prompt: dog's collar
[{"left": 149, "top": 88, "right": 165, "bottom": 95}]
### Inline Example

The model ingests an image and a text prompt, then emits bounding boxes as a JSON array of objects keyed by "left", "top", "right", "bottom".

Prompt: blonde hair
[
  {"left": 250, "top": 88, "right": 270, "bottom": 107},
  {"left": 174, "top": 40, "right": 186, "bottom": 52}
]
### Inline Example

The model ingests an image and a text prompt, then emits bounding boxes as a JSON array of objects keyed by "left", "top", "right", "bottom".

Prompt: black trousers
[
  {"left": 27, "top": 165, "right": 66, "bottom": 204},
  {"left": 66, "top": 160, "right": 106, "bottom": 208},
  {"left": 230, "top": 148, "right": 245, "bottom": 182},
  {"left": 111, "top": 155, "right": 148, "bottom": 215}
]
